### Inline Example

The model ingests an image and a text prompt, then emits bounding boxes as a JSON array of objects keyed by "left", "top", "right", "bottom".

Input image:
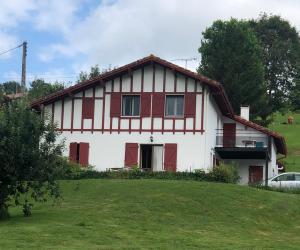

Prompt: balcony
[{"left": 215, "top": 130, "right": 269, "bottom": 159}]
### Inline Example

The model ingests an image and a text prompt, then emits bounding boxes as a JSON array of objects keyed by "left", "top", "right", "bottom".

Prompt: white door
[{"left": 152, "top": 146, "right": 163, "bottom": 171}]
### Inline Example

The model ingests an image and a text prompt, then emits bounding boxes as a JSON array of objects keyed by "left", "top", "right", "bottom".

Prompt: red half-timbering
[
  {"left": 164, "top": 143, "right": 177, "bottom": 172},
  {"left": 39, "top": 59, "right": 207, "bottom": 135}
]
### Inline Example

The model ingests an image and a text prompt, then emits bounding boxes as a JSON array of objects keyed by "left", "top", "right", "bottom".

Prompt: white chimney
[{"left": 240, "top": 106, "right": 249, "bottom": 120}]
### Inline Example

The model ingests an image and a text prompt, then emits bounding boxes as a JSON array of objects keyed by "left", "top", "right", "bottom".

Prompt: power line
[{"left": 0, "top": 44, "right": 22, "bottom": 57}]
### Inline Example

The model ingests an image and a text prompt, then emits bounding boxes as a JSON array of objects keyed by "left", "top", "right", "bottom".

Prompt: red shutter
[
  {"left": 184, "top": 93, "right": 196, "bottom": 117},
  {"left": 110, "top": 93, "right": 121, "bottom": 117},
  {"left": 82, "top": 97, "right": 94, "bottom": 119},
  {"left": 79, "top": 142, "right": 89, "bottom": 166},
  {"left": 69, "top": 142, "right": 77, "bottom": 162},
  {"left": 152, "top": 93, "right": 165, "bottom": 117},
  {"left": 124, "top": 143, "right": 138, "bottom": 167},
  {"left": 164, "top": 143, "right": 177, "bottom": 172},
  {"left": 141, "top": 93, "right": 151, "bottom": 117},
  {"left": 223, "top": 123, "right": 236, "bottom": 147}
]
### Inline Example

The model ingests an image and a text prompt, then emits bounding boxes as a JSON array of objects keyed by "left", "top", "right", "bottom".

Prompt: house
[{"left": 31, "top": 55, "right": 287, "bottom": 185}]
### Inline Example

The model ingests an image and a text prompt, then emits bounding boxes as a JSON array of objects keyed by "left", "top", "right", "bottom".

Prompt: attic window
[
  {"left": 122, "top": 95, "right": 140, "bottom": 116},
  {"left": 165, "top": 95, "right": 184, "bottom": 117}
]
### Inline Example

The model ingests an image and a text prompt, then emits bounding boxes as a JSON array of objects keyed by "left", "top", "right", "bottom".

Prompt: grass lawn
[
  {"left": 269, "top": 112, "right": 300, "bottom": 172},
  {"left": 1, "top": 179, "right": 300, "bottom": 249}
]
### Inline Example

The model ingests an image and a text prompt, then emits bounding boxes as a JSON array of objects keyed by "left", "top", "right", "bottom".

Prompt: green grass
[
  {"left": 269, "top": 112, "right": 300, "bottom": 171},
  {"left": 1, "top": 179, "right": 300, "bottom": 249}
]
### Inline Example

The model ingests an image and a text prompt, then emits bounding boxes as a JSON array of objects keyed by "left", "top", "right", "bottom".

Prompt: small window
[
  {"left": 277, "top": 174, "right": 295, "bottom": 181},
  {"left": 165, "top": 95, "right": 184, "bottom": 117},
  {"left": 122, "top": 95, "right": 140, "bottom": 116},
  {"left": 295, "top": 174, "right": 300, "bottom": 181}
]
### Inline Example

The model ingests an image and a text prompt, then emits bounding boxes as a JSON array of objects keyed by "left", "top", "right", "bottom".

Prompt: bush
[
  {"left": 58, "top": 161, "right": 240, "bottom": 184},
  {"left": 207, "top": 163, "right": 240, "bottom": 184}
]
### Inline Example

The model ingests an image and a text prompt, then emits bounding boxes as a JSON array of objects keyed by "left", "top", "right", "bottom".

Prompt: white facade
[{"left": 37, "top": 56, "right": 285, "bottom": 185}]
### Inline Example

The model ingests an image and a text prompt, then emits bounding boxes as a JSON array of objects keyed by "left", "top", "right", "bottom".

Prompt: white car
[{"left": 268, "top": 172, "right": 300, "bottom": 189}]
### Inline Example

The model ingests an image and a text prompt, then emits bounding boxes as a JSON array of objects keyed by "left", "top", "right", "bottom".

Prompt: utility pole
[{"left": 21, "top": 41, "right": 27, "bottom": 93}]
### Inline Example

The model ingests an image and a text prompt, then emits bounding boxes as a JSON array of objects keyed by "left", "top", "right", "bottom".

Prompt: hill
[
  {"left": 1, "top": 179, "right": 300, "bottom": 249},
  {"left": 269, "top": 112, "right": 300, "bottom": 171}
]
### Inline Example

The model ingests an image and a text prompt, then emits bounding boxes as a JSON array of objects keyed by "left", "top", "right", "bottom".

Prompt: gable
[{"left": 31, "top": 55, "right": 233, "bottom": 117}]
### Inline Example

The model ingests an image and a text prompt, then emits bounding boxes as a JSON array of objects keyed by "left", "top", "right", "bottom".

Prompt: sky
[{"left": 0, "top": 0, "right": 300, "bottom": 88}]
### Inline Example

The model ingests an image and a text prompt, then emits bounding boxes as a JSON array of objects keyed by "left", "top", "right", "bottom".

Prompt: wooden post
[{"left": 21, "top": 41, "right": 27, "bottom": 93}]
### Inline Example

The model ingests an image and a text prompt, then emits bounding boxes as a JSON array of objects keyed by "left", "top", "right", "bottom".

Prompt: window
[
  {"left": 274, "top": 174, "right": 295, "bottom": 181},
  {"left": 165, "top": 95, "right": 184, "bottom": 117},
  {"left": 122, "top": 95, "right": 140, "bottom": 116},
  {"left": 295, "top": 174, "right": 300, "bottom": 181}
]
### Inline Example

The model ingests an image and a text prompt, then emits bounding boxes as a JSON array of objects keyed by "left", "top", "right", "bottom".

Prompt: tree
[
  {"left": 77, "top": 64, "right": 101, "bottom": 83},
  {"left": 28, "top": 79, "right": 64, "bottom": 101},
  {"left": 249, "top": 13, "right": 300, "bottom": 117},
  {"left": 0, "top": 100, "right": 64, "bottom": 218},
  {"left": 198, "top": 19, "right": 266, "bottom": 120},
  {"left": 0, "top": 81, "right": 22, "bottom": 94},
  {"left": 290, "top": 64, "right": 300, "bottom": 111}
]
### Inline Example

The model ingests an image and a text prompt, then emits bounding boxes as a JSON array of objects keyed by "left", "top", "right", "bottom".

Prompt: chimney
[{"left": 240, "top": 106, "right": 249, "bottom": 121}]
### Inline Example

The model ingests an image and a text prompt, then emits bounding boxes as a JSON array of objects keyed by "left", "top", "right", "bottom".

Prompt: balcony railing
[{"left": 216, "top": 130, "right": 268, "bottom": 148}]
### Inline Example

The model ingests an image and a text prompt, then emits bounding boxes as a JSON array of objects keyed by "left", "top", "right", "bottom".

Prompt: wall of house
[
  {"left": 224, "top": 159, "right": 266, "bottom": 185},
  {"left": 58, "top": 132, "right": 210, "bottom": 171},
  {"left": 43, "top": 63, "right": 221, "bottom": 171},
  {"left": 223, "top": 139, "right": 278, "bottom": 185},
  {"left": 221, "top": 117, "right": 268, "bottom": 147},
  {"left": 45, "top": 64, "right": 205, "bottom": 134},
  {"left": 269, "top": 138, "right": 278, "bottom": 178},
  {"left": 203, "top": 89, "right": 222, "bottom": 169}
]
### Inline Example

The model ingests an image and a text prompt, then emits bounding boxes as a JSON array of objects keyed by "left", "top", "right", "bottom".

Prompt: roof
[
  {"left": 233, "top": 115, "right": 287, "bottom": 155},
  {"left": 31, "top": 54, "right": 234, "bottom": 116},
  {"left": 30, "top": 54, "right": 286, "bottom": 155}
]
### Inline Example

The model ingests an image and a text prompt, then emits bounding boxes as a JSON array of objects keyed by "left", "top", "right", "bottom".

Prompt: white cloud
[
  {"left": 33, "top": 0, "right": 82, "bottom": 34},
  {"left": 2, "top": 0, "right": 299, "bottom": 71},
  {"left": 0, "top": 32, "right": 19, "bottom": 59},
  {"left": 36, "top": 0, "right": 300, "bottom": 71},
  {"left": 0, "top": 0, "right": 36, "bottom": 28}
]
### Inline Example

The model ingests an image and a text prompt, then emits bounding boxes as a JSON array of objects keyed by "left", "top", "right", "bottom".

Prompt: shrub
[
  {"left": 207, "top": 163, "right": 240, "bottom": 184},
  {"left": 59, "top": 161, "right": 240, "bottom": 184}
]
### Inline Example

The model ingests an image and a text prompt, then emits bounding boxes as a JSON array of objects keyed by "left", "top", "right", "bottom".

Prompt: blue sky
[{"left": 0, "top": 0, "right": 299, "bottom": 88}]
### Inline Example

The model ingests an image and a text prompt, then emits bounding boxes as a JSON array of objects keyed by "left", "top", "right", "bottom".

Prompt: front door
[
  {"left": 223, "top": 123, "right": 236, "bottom": 147},
  {"left": 249, "top": 166, "right": 263, "bottom": 184},
  {"left": 141, "top": 145, "right": 152, "bottom": 170},
  {"left": 140, "top": 145, "right": 163, "bottom": 171}
]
